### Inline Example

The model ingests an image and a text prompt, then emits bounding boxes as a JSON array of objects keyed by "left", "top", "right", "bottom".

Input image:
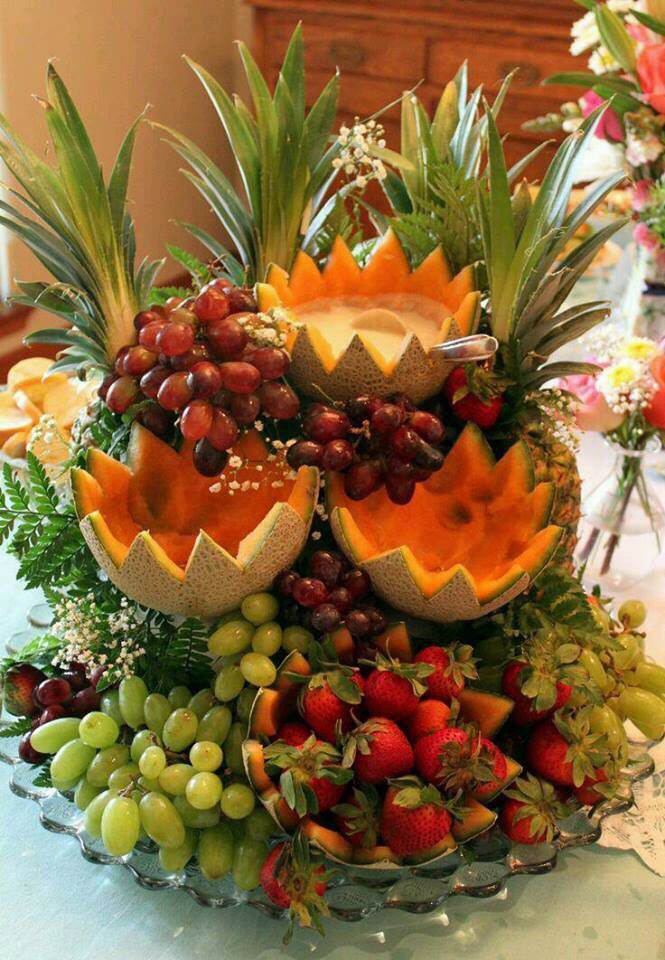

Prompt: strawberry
[
  {"left": 264, "top": 736, "right": 352, "bottom": 816},
  {"left": 260, "top": 834, "right": 330, "bottom": 942},
  {"left": 526, "top": 715, "right": 609, "bottom": 789},
  {"left": 277, "top": 721, "right": 313, "bottom": 747},
  {"left": 443, "top": 366, "right": 505, "bottom": 430},
  {"left": 499, "top": 774, "right": 571, "bottom": 844},
  {"left": 299, "top": 671, "right": 363, "bottom": 743},
  {"left": 573, "top": 768, "right": 612, "bottom": 806},
  {"left": 363, "top": 653, "right": 433, "bottom": 722},
  {"left": 414, "top": 726, "right": 505, "bottom": 796},
  {"left": 380, "top": 777, "right": 454, "bottom": 857},
  {"left": 332, "top": 785, "right": 380, "bottom": 848},
  {"left": 343, "top": 718, "right": 414, "bottom": 784},
  {"left": 408, "top": 699, "right": 451, "bottom": 741},
  {"left": 414, "top": 644, "right": 476, "bottom": 703},
  {"left": 501, "top": 660, "right": 572, "bottom": 726},
  {"left": 2, "top": 662, "right": 46, "bottom": 717}
]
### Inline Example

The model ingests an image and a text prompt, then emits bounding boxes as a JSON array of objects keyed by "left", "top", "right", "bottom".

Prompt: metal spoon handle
[{"left": 431, "top": 333, "right": 499, "bottom": 362}]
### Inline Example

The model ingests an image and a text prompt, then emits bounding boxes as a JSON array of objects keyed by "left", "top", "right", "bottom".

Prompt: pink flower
[
  {"left": 559, "top": 373, "right": 625, "bottom": 433},
  {"left": 580, "top": 90, "right": 624, "bottom": 142},
  {"left": 632, "top": 179, "right": 654, "bottom": 212},
  {"left": 627, "top": 22, "right": 653, "bottom": 47},
  {"left": 637, "top": 43, "right": 665, "bottom": 115},
  {"left": 634, "top": 220, "right": 661, "bottom": 251}
]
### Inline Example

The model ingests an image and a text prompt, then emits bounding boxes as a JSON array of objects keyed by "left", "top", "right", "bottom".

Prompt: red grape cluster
[
  {"left": 286, "top": 394, "right": 445, "bottom": 504},
  {"left": 275, "top": 550, "right": 387, "bottom": 638},
  {"left": 4, "top": 662, "right": 101, "bottom": 764},
  {"left": 99, "top": 279, "right": 300, "bottom": 477}
]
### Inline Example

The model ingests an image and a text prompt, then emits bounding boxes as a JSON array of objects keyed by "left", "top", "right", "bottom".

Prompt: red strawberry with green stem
[
  {"left": 408, "top": 699, "right": 451, "bottom": 741},
  {"left": 276, "top": 721, "right": 312, "bottom": 747},
  {"left": 443, "top": 365, "right": 506, "bottom": 430},
  {"left": 380, "top": 776, "right": 458, "bottom": 857},
  {"left": 573, "top": 767, "right": 616, "bottom": 806},
  {"left": 499, "top": 774, "right": 572, "bottom": 844},
  {"left": 414, "top": 644, "right": 477, "bottom": 704},
  {"left": 526, "top": 714, "right": 609, "bottom": 789},
  {"left": 264, "top": 735, "right": 352, "bottom": 816},
  {"left": 362, "top": 652, "right": 434, "bottom": 722},
  {"left": 343, "top": 718, "right": 414, "bottom": 784},
  {"left": 414, "top": 726, "right": 506, "bottom": 797},
  {"left": 502, "top": 660, "right": 573, "bottom": 726},
  {"left": 260, "top": 833, "right": 330, "bottom": 943},
  {"left": 298, "top": 670, "right": 364, "bottom": 743},
  {"left": 332, "top": 785, "right": 381, "bottom": 848}
]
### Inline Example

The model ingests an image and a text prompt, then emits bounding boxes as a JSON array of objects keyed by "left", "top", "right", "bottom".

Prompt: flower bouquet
[{"left": 1, "top": 29, "right": 665, "bottom": 941}]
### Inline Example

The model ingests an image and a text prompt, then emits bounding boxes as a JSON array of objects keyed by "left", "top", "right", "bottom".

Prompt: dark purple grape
[
  {"left": 60, "top": 670, "right": 88, "bottom": 693},
  {"left": 292, "top": 577, "right": 328, "bottom": 608},
  {"left": 310, "top": 551, "right": 343, "bottom": 589},
  {"left": 230, "top": 393, "right": 261, "bottom": 425},
  {"left": 321, "top": 439, "right": 354, "bottom": 471},
  {"left": 187, "top": 361, "right": 224, "bottom": 399},
  {"left": 328, "top": 586, "right": 353, "bottom": 614},
  {"left": 69, "top": 687, "right": 101, "bottom": 718},
  {"left": 137, "top": 405, "right": 175, "bottom": 440},
  {"left": 370, "top": 403, "right": 404, "bottom": 437},
  {"left": 259, "top": 382, "right": 300, "bottom": 419},
  {"left": 305, "top": 409, "right": 350, "bottom": 444},
  {"left": 89, "top": 666, "right": 107, "bottom": 690},
  {"left": 412, "top": 441, "right": 444, "bottom": 472},
  {"left": 19, "top": 733, "right": 45, "bottom": 765},
  {"left": 346, "top": 395, "right": 381, "bottom": 425},
  {"left": 39, "top": 704, "right": 68, "bottom": 724},
  {"left": 193, "top": 438, "right": 229, "bottom": 476},
  {"left": 310, "top": 603, "right": 342, "bottom": 632},
  {"left": 364, "top": 607, "right": 388, "bottom": 636},
  {"left": 345, "top": 609, "right": 372, "bottom": 637},
  {"left": 169, "top": 342, "right": 211, "bottom": 371},
  {"left": 344, "top": 461, "right": 382, "bottom": 500},
  {"left": 342, "top": 569, "right": 371, "bottom": 602},
  {"left": 409, "top": 410, "right": 444, "bottom": 444},
  {"left": 385, "top": 473, "right": 416, "bottom": 504},
  {"left": 286, "top": 441, "right": 324, "bottom": 469},
  {"left": 275, "top": 570, "right": 299, "bottom": 597},
  {"left": 35, "top": 677, "right": 72, "bottom": 707},
  {"left": 226, "top": 288, "right": 258, "bottom": 314},
  {"left": 389, "top": 426, "right": 421, "bottom": 463}
]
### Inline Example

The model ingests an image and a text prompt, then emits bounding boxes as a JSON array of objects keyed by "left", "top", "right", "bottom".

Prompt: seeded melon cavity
[
  {"left": 257, "top": 230, "right": 481, "bottom": 402},
  {"left": 71, "top": 424, "right": 319, "bottom": 617}
]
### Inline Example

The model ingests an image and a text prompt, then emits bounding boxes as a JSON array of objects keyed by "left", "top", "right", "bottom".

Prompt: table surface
[{"left": 2, "top": 430, "right": 665, "bottom": 960}]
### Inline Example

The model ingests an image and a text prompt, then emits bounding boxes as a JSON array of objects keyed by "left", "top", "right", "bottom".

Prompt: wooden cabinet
[{"left": 246, "top": 0, "right": 580, "bottom": 177}]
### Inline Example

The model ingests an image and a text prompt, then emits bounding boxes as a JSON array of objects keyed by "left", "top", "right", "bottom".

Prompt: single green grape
[
  {"left": 159, "top": 763, "right": 196, "bottom": 796},
  {"left": 100, "top": 689, "right": 123, "bottom": 726},
  {"left": 51, "top": 738, "right": 96, "bottom": 785},
  {"left": 79, "top": 711, "right": 119, "bottom": 749},
  {"left": 618, "top": 599, "right": 647, "bottom": 630},
  {"left": 162, "top": 708, "right": 199, "bottom": 752},
  {"left": 214, "top": 665, "right": 245, "bottom": 703},
  {"left": 130, "top": 728, "right": 161, "bottom": 763},
  {"left": 232, "top": 838, "right": 267, "bottom": 891},
  {"left": 168, "top": 686, "right": 192, "bottom": 709},
  {"left": 282, "top": 625, "right": 314, "bottom": 654},
  {"left": 579, "top": 649, "right": 609, "bottom": 692},
  {"left": 86, "top": 743, "right": 130, "bottom": 788},
  {"left": 239, "top": 652, "right": 277, "bottom": 688},
  {"left": 251, "top": 622, "right": 282, "bottom": 657},
  {"left": 144, "top": 693, "right": 171, "bottom": 736},
  {"left": 240, "top": 807, "right": 276, "bottom": 842},
  {"left": 198, "top": 823, "right": 235, "bottom": 881},
  {"left": 108, "top": 762, "right": 140, "bottom": 791},
  {"left": 139, "top": 745, "right": 167, "bottom": 780},
  {"left": 589, "top": 704, "right": 628, "bottom": 762},
  {"left": 241, "top": 592, "right": 279, "bottom": 626},
  {"left": 83, "top": 788, "right": 118, "bottom": 838},
  {"left": 619, "top": 686, "right": 665, "bottom": 738},
  {"left": 190, "top": 741, "right": 223, "bottom": 772},
  {"left": 30, "top": 717, "right": 80, "bottom": 755},
  {"left": 101, "top": 796, "right": 141, "bottom": 857},
  {"left": 185, "top": 771, "right": 223, "bottom": 810},
  {"left": 139, "top": 792, "right": 186, "bottom": 849},
  {"left": 220, "top": 782, "right": 256, "bottom": 820},
  {"left": 197, "top": 705, "right": 232, "bottom": 745},
  {"left": 235, "top": 687, "right": 256, "bottom": 724},
  {"left": 74, "top": 778, "right": 102, "bottom": 811},
  {"left": 173, "top": 795, "right": 221, "bottom": 829},
  {"left": 118, "top": 675, "right": 148, "bottom": 729},
  {"left": 208, "top": 620, "right": 255, "bottom": 658},
  {"left": 158, "top": 828, "right": 197, "bottom": 873},
  {"left": 613, "top": 633, "right": 643, "bottom": 671},
  {"left": 223, "top": 723, "right": 247, "bottom": 776},
  {"left": 188, "top": 688, "right": 216, "bottom": 720},
  {"left": 626, "top": 661, "right": 665, "bottom": 696}
]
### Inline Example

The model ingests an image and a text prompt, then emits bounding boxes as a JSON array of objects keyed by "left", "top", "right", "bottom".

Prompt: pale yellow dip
[{"left": 294, "top": 294, "right": 450, "bottom": 362}]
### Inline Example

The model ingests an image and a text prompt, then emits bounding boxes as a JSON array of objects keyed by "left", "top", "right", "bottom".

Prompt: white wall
[{"left": 0, "top": 0, "right": 252, "bottom": 319}]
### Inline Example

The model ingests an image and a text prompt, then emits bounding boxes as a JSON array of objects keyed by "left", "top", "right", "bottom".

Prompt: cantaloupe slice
[
  {"left": 71, "top": 424, "right": 319, "bottom": 618},
  {"left": 327, "top": 425, "right": 563, "bottom": 622},
  {"left": 257, "top": 231, "right": 481, "bottom": 402}
]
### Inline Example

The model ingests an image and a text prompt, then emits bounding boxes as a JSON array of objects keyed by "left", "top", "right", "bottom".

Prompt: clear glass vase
[
  {"left": 575, "top": 444, "right": 665, "bottom": 592},
  {"left": 622, "top": 243, "right": 665, "bottom": 338}
]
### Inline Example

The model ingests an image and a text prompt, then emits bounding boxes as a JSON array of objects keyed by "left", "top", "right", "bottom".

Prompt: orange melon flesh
[
  {"left": 458, "top": 688, "right": 514, "bottom": 737},
  {"left": 328, "top": 426, "right": 561, "bottom": 599},
  {"left": 79, "top": 426, "right": 309, "bottom": 570}
]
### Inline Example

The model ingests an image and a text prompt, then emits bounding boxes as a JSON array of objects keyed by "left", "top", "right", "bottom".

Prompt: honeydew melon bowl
[
  {"left": 70, "top": 424, "right": 320, "bottom": 618},
  {"left": 256, "top": 231, "right": 481, "bottom": 403},
  {"left": 327, "top": 424, "right": 564, "bottom": 623},
  {"left": 242, "top": 638, "right": 522, "bottom": 871}
]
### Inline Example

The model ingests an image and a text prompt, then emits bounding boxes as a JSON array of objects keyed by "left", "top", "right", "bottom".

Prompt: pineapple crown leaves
[
  {"left": 275, "top": 831, "right": 332, "bottom": 943},
  {"left": 331, "top": 784, "right": 380, "bottom": 848},
  {"left": 0, "top": 64, "right": 163, "bottom": 372},
  {"left": 478, "top": 100, "right": 628, "bottom": 388},
  {"left": 361, "top": 651, "right": 434, "bottom": 697},
  {"left": 504, "top": 773, "right": 572, "bottom": 841},
  {"left": 264, "top": 736, "right": 352, "bottom": 816},
  {"left": 153, "top": 26, "right": 343, "bottom": 284},
  {"left": 554, "top": 710, "right": 611, "bottom": 788}
]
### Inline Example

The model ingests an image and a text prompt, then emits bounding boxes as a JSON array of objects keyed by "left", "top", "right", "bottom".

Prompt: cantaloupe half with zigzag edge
[
  {"left": 70, "top": 424, "right": 319, "bottom": 618},
  {"left": 327, "top": 424, "right": 563, "bottom": 622},
  {"left": 256, "top": 230, "right": 481, "bottom": 402}
]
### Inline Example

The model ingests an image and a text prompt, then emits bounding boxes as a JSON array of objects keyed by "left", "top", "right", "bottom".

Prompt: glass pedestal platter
[{"left": 0, "top": 720, "right": 655, "bottom": 924}]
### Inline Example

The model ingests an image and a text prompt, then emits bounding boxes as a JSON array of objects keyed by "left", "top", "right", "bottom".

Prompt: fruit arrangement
[{"left": 0, "top": 34, "right": 664, "bottom": 942}]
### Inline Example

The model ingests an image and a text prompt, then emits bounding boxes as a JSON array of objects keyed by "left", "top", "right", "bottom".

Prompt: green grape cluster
[{"left": 31, "top": 648, "right": 279, "bottom": 885}]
